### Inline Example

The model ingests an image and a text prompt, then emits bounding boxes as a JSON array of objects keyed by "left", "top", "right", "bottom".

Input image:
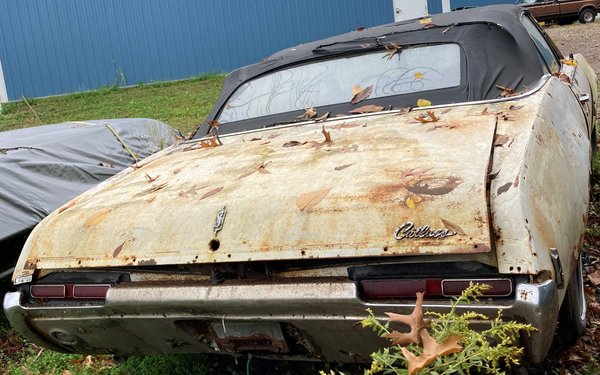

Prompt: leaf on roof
[
  {"left": 384, "top": 42, "right": 402, "bottom": 60},
  {"left": 561, "top": 58, "right": 577, "bottom": 67},
  {"left": 440, "top": 218, "right": 466, "bottom": 235},
  {"left": 419, "top": 18, "right": 432, "bottom": 24},
  {"left": 352, "top": 85, "right": 362, "bottom": 96},
  {"left": 321, "top": 126, "right": 332, "bottom": 143},
  {"left": 508, "top": 104, "right": 524, "bottom": 111},
  {"left": 351, "top": 85, "right": 373, "bottom": 104},
  {"left": 350, "top": 105, "right": 384, "bottom": 114},
  {"left": 494, "top": 134, "right": 510, "bottom": 147},
  {"left": 414, "top": 72, "right": 424, "bottom": 80},
  {"left": 200, "top": 136, "right": 221, "bottom": 148},
  {"left": 559, "top": 73, "right": 572, "bottom": 84},
  {"left": 200, "top": 187, "right": 223, "bottom": 200},
  {"left": 414, "top": 111, "right": 438, "bottom": 123},
  {"left": 417, "top": 99, "right": 432, "bottom": 107},
  {"left": 298, "top": 107, "right": 317, "bottom": 120},
  {"left": 144, "top": 174, "right": 159, "bottom": 183},
  {"left": 406, "top": 197, "right": 416, "bottom": 209},
  {"left": 495, "top": 84, "right": 517, "bottom": 98},
  {"left": 296, "top": 188, "right": 332, "bottom": 211},
  {"left": 401, "top": 330, "right": 463, "bottom": 375},
  {"left": 334, "top": 164, "right": 353, "bottom": 171},
  {"left": 481, "top": 107, "right": 489, "bottom": 115}
]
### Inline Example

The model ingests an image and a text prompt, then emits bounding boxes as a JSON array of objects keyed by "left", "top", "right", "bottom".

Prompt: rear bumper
[{"left": 4, "top": 278, "right": 559, "bottom": 363}]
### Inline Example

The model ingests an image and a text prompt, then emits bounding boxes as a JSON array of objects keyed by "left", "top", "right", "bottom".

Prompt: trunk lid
[{"left": 18, "top": 107, "right": 496, "bottom": 273}]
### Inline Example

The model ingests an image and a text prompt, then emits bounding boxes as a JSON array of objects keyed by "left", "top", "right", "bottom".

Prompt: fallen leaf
[
  {"left": 322, "top": 126, "right": 332, "bottom": 143},
  {"left": 356, "top": 26, "right": 365, "bottom": 31},
  {"left": 419, "top": 18, "right": 432, "bottom": 24},
  {"left": 315, "top": 112, "right": 330, "bottom": 122},
  {"left": 352, "top": 85, "right": 362, "bottom": 96},
  {"left": 144, "top": 173, "right": 159, "bottom": 183},
  {"left": 406, "top": 197, "right": 416, "bottom": 209},
  {"left": 494, "top": 134, "right": 510, "bottom": 147},
  {"left": 561, "top": 58, "right": 577, "bottom": 66},
  {"left": 147, "top": 182, "right": 168, "bottom": 193},
  {"left": 58, "top": 200, "right": 77, "bottom": 213},
  {"left": 283, "top": 141, "right": 307, "bottom": 147},
  {"left": 335, "top": 164, "right": 353, "bottom": 171},
  {"left": 384, "top": 42, "right": 402, "bottom": 60},
  {"left": 62, "top": 370, "right": 72, "bottom": 375},
  {"left": 351, "top": 85, "right": 373, "bottom": 104},
  {"left": 417, "top": 99, "right": 431, "bottom": 107},
  {"left": 440, "top": 218, "right": 466, "bottom": 235},
  {"left": 200, "top": 136, "right": 220, "bottom": 148},
  {"left": 257, "top": 162, "right": 271, "bottom": 174},
  {"left": 481, "top": 107, "right": 489, "bottom": 115},
  {"left": 350, "top": 105, "right": 384, "bottom": 114},
  {"left": 383, "top": 292, "right": 426, "bottom": 346},
  {"left": 495, "top": 84, "right": 516, "bottom": 98},
  {"left": 296, "top": 188, "right": 332, "bottom": 211},
  {"left": 112, "top": 242, "right": 125, "bottom": 258},
  {"left": 559, "top": 73, "right": 572, "bottom": 84},
  {"left": 414, "top": 111, "right": 438, "bottom": 123},
  {"left": 588, "top": 269, "right": 600, "bottom": 286},
  {"left": 200, "top": 187, "right": 223, "bottom": 200},
  {"left": 249, "top": 137, "right": 262, "bottom": 141},
  {"left": 172, "top": 168, "right": 181, "bottom": 175},
  {"left": 298, "top": 107, "right": 317, "bottom": 120},
  {"left": 509, "top": 104, "right": 524, "bottom": 111},
  {"left": 402, "top": 329, "right": 463, "bottom": 375},
  {"left": 414, "top": 72, "right": 424, "bottom": 80}
]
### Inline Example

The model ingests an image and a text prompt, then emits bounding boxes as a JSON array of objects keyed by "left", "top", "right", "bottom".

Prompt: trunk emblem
[
  {"left": 213, "top": 206, "right": 227, "bottom": 236},
  {"left": 394, "top": 221, "right": 457, "bottom": 240}
]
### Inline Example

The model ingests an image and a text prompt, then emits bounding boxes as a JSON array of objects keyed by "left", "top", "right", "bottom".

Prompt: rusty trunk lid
[{"left": 18, "top": 107, "right": 496, "bottom": 273}]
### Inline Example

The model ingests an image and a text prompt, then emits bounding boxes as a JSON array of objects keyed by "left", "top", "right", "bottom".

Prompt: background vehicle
[
  {"left": 4, "top": 6, "right": 597, "bottom": 364},
  {"left": 516, "top": 0, "right": 600, "bottom": 24}
]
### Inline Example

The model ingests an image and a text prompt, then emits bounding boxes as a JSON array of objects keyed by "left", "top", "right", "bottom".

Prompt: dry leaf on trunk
[
  {"left": 200, "top": 187, "right": 223, "bottom": 200},
  {"left": 351, "top": 85, "right": 373, "bottom": 104},
  {"left": 296, "top": 188, "right": 332, "bottom": 211},
  {"left": 383, "top": 292, "right": 426, "bottom": 346},
  {"left": 401, "top": 329, "right": 463, "bottom": 375},
  {"left": 440, "top": 218, "right": 466, "bottom": 235},
  {"left": 350, "top": 105, "right": 384, "bottom": 114}
]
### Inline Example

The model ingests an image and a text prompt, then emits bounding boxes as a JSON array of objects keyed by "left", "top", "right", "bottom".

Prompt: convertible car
[{"left": 4, "top": 5, "right": 597, "bottom": 364}]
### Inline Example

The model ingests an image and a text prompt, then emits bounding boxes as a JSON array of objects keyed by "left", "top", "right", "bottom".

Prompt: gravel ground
[{"left": 546, "top": 21, "right": 600, "bottom": 74}]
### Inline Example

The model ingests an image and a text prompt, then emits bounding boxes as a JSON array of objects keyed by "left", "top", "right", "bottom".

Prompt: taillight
[
  {"left": 359, "top": 278, "right": 513, "bottom": 300},
  {"left": 30, "top": 284, "right": 111, "bottom": 300}
]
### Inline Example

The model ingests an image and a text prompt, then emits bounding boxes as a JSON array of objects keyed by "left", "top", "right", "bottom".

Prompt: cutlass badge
[
  {"left": 213, "top": 206, "right": 227, "bottom": 236},
  {"left": 394, "top": 221, "right": 457, "bottom": 240}
]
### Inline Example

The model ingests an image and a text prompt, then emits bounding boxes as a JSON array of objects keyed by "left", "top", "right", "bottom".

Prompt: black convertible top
[{"left": 195, "top": 5, "right": 557, "bottom": 137}]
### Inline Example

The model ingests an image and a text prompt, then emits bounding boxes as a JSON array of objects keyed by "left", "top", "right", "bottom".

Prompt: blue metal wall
[{"left": 0, "top": 0, "right": 393, "bottom": 101}]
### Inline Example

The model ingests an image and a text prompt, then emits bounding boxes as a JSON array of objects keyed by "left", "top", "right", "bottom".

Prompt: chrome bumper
[{"left": 3, "top": 279, "right": 559, "bottom": 363}]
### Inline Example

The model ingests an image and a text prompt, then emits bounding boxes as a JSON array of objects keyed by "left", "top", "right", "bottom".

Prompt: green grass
[{"left": 0, "top": 74, "right": 225, "bottom": 135}]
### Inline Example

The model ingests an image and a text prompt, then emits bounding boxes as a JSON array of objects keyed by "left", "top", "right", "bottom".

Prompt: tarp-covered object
[{"left": 0, "top": 118, "right": 182, "bottom": 242}]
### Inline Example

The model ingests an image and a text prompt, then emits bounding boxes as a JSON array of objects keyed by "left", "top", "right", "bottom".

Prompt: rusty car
[
  {"left": 516, "top": 0, "right": 599, "bottom": 24},
  {"left": 3, "top": 5, "right": 597, "bottom": 364}
]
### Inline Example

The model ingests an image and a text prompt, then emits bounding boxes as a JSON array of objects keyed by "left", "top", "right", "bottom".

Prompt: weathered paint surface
[{"left": 15, "top": 106, "right": 496, "bottom": 277}]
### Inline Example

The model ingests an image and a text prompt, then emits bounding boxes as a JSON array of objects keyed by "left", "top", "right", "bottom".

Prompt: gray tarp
[{"left": 0, "top": 118, "right": 182, "bottom": 243}]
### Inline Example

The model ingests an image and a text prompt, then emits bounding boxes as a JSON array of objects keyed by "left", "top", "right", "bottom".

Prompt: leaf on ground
[
  {"left": 414, "top": 111, "right": 438, "bottom": 123},
  {"left": 283, "top": 141, "right": 307, "bottom": 147},
  {"left": 402, "top": 330, "right": 463, "bottom": 375},
  {"left": 406, "top": 197, "right": 416, "bottom": 209},
  {"left": 335, "top": 164, "right": 353, "bottom": 171},
  {"left": 296, "top": 188, "right": 332, "bottom": 211},
  {"left": 351, "top": 85, "right": 373, "bottom": 104},
  {"left": 495, "top": 84, "right": 517, "bottom": 98},
  {"left": 298, "top": 107, "right": 318, "bottom": 120},
  {"left": 440, "top": 218, "right": 466, "bottom": 235},
  {"left": 588, "top": 269, "right": 600, "bottom": 286},
  {"left": 383, "top": 292, "right": 426, "bottom": 346},
  {"left": 417, "top": 99, "right": 431, "bottom": 107},
  {"left": 350, "top": 105, "right": 384, "bottom": 114},
  {"left": 200, "top": 187, "right": 223, "bottom": 200},
  {"left": 494, "top": 134, "right": 510, "bottom": 147}
]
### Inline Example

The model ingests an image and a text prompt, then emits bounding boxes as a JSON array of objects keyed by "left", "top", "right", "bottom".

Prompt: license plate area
[{"left": 210, "top": 321, "right": 289, "bottom": 353}]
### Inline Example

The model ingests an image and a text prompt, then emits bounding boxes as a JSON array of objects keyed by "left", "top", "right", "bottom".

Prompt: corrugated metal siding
[{"left": 0, "top": 0, "right": 393, "bottom": 101}]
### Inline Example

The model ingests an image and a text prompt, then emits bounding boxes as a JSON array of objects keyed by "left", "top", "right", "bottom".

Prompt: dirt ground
[{"left": 546, "top": 21, "right": 600, "bottom": 73}]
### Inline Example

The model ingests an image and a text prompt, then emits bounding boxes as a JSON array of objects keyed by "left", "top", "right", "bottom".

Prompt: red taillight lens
[
  {"left": 30, "top": 285, "right": 66, "bottom": 299},
  {"left": 30, "top": 284, "right": 111, "bottom": 300},
  {"left": 359, "top": 278, "right": 513, "bottom": 300}
]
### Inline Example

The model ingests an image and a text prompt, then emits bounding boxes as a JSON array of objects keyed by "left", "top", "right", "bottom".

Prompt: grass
[{"left": 0, "top": 74, "right": 225, "bottom": 135}]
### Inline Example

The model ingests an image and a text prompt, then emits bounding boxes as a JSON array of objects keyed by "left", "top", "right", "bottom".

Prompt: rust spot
[
  {"left": 24, "top": 259, "right": 38, "bottom": 270},
  {"left": 112, "top": 242, "right": 125, "bottom": 258},
  {"left": 405, "top": 177, "right": 461, "bottom": 196},
  {"left": 138, "top": 259, "right": 157, "bottom": 265},
  {"left": 496, "top": 182, "right": 512, "bottom": 196},
  {"left": 83, "top": 209, "right": 111, "bottom": 227},
  {"left": 58, "top": 200, "right": 77, "bottom": 214}
]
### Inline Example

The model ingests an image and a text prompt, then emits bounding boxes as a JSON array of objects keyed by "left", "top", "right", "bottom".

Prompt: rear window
[{"left": 218, "top": 43, "right": 462, "bottom": 123}]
